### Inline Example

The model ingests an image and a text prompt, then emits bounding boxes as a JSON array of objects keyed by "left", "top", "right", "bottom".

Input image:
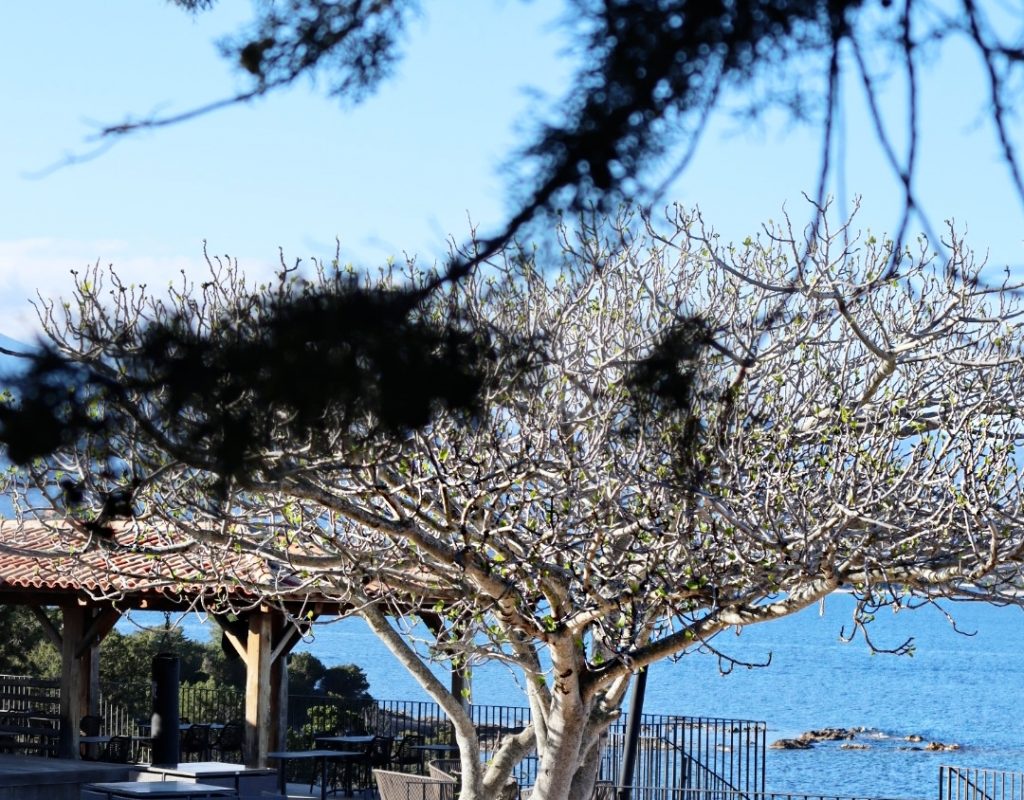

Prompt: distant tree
[
  {"left": 99, "top": 627, "right": 209, "bottom": 720},
  {"left": 288, "top": 652, "right": 327, "bottom": 696},
  {"left": 4, "top": 206, "right": 1024, "bottom": 800},
  {"left": 0, "top": 607, "right": 59, "bottom": 677},
  {"left": 319, "top": 664, "right": 372, "bottom": 711}
]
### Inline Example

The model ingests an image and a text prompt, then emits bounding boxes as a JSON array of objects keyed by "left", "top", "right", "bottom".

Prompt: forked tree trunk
[{"left": 526, "top": 694, "right": 591, "bottom": 800}]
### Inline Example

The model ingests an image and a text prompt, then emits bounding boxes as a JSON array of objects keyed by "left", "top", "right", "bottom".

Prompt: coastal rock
[
  {"left": 905, "top": 734, "right": 923, "bottom": 742},
  {"left": 798, "top": 727, "right": 857, "bottom": 742},
  {"left": 770, "top": 738, "right": 814, "bottom": 750},
  {"left": 840, "top": 743, "right": 871, "bottom": 750},
  {"left": 924, "top": 742, "right": 961, "bottom": 752}
]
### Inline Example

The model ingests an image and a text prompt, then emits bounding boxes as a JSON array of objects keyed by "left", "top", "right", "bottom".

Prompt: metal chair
[
  {"left": 354, "top": 734, "right": 394, "bottom": 790},
  {"left": 79, "top": 714, "right": 104, "bottom": 736},
  {"left": 393, "top": 733, "right": 425, "bottom": 773},
  {"left": 79, "top": 714, "right": 105, "bottom": 760},
  {"left": 179, "top": 723, "right": 212, "bottom": 762},
  {"left": 100, "top": 735, "right": 134, "bottom": 764},
  {"left": 212, "top": 720, "right": 244, "bottom": 762},
  {"left": 373, "top": 768, "right": 456, "bottom": 800},
  {"left": 368, "top": 735, "right": 394, "bottom": 770}
]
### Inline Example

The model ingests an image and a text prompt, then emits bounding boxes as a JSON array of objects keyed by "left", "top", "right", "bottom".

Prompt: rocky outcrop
[
  {"left": 772, "top": 726, "right": 961, "bottom": 755},
  {"left": 798, "top": 727, "right": 857, "bottom": 742},
  {"left": 924, "top": 741, "right": 961, "bottom": 752},
  {"left": 770, "top": 738, "right": 814, "bottom": 750}
]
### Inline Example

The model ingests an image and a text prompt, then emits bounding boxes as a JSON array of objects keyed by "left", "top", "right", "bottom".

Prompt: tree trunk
[{"left": 527, "top": 694, "right": 590, "bottom": 800}]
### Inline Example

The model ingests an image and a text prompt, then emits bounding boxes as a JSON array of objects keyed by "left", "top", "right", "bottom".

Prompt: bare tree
[{"left": 4, "top": 206, "right": 1024, "bottom": 800}]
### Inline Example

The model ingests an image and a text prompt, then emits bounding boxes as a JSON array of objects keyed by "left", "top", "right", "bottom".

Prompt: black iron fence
[
  {"left": 599, "top": 716, "right": 766, "bottom": 797},
  {"left": 0, "top": 674, "right": 59, "bottom": 714},
  {"left": 591, "top": 788, "right": 912, "bottom": 800},
  {"left": 178, "top": 684, "right": 244, "bottom": 725},
  {"left": 2, "top": 672, "right": 764, "bottom": 798},
  {"left": 292, "top": 694, "right": 764, "bottom": 795},
  {"left": 940, "top": 767, "right": 1024, "bottom": 800}
]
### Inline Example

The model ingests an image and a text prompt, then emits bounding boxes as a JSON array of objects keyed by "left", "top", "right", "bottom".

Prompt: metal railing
[
  {"left": 590, "top": 788, "right": 912, "bottom": 800},
  {"left": 599, "top": 716, "right": 767, "bottom": 797},
  {"left": 178, "top": 684, "right": 244, "bottom": 725},
  {"left": 0, "top": 671, "right": 763, "bottom": 798},
  {"left": 0, "top": 674, "right": 60, "bottom": 714},
  {"left": 281, "top": 694, "right": 763, "bottom": 795},
  {"left": 940, "top": 767, "right": 1024, "bottom": 800}
]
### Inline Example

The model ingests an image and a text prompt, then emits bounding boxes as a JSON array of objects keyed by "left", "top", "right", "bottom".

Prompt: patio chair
[
  {"left": 79, "top": 714, "right": 105, "bottom": 760},
  {"left": 212, "top": 720, "right": 244, "bottom": 762},
  {"left": 393, "top": 733, "right": 425, "bottom": 772},
  {"left": 79, "top": 714, "right": 104, "bottom": 736},
  {"left": 373, "top": 768, "right": 456, "bottom": 800},
  {"left": 180, "top": 722, "right": 212, "bottom": 761},
  {"left": 426, "top": 759, "right": 459, "bottom": 782},
  {"left": 100, "top": 735, "right": 134, "bottom": 764},
  {"left": 368, "top": 735, "right": 394, "bottom": 770},
  {"left": 354, "top": 734, "right": 395, "bottom": 790}
]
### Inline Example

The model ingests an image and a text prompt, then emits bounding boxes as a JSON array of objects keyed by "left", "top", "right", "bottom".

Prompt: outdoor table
[
  {"left": 268, "top": 748, "right": 361, "bottom": 800},
  {"left": 139, "top": 761, "right": 277, "bottom": 796},
  {"left": 315, "top": 734, "right": 375, "bottom": 749},
  {"left": 81, "top": 780, "right": 236, "bottom": 799},
  {"left": 411, "top": 744, "right": 460, "bottom": 757},
  {"left": 313, "top": 736, "right": 377, "bottom": 792}
]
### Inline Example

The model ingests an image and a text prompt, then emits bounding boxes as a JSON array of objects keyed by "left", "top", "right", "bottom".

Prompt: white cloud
[{"left": 0, "top": 238, "right": 279, "bottom": 342}]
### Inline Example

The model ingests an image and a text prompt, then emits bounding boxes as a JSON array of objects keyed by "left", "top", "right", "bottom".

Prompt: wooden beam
[
  {"left": 243, "top": 611, "right": 272, "bottom": 767},
  {"left": 213, "top": 614, "right": 249, "bottom": 660},
  {"left": 270, "top": 625, "right": 303, "bottom": 665},
  {"left": 270, "top": 605, "right": 321, "bottom": 663},
  {"left": 30, "top": 606, "right": 62, "bottom": 652},
  {"left": 75, "top": 606, "right": 122, "bottom": 658}
]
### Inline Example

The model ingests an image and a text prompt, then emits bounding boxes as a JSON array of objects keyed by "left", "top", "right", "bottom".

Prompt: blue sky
[{"left": 1, "top": 2, "right": 1021, "bottom": 340}]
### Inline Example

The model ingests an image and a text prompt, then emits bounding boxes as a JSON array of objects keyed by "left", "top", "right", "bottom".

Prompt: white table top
[
  {"left": 84, "top": 781, "right": 235, "bottom": 796},
  {"left": 144, "top": 760, "right": 274, "bottom": 776},
  {"left": 268, "top": 748, "right": 361, "bottom": 759}
]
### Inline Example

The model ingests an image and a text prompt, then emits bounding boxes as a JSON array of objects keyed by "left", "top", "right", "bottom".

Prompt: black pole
[
  {"left": 151, "top": 653, "right": 180, "bottom": 766},
  {"left": 616, "top": 666, "right": 648, "bottom": 800}
]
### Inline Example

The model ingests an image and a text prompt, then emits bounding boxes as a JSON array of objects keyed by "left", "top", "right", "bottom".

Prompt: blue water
[{"left": 124, "top": 595, "right": 1024, "bottom": 799}]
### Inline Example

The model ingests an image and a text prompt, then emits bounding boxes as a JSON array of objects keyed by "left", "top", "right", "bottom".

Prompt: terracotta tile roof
[{"left": 0, "top": 519, "right": 300, "bottom": 607}]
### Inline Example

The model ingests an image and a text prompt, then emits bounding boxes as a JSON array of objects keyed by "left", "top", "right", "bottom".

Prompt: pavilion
[{"left": 0, "top": 518, "right": 338, "bottom": 766}]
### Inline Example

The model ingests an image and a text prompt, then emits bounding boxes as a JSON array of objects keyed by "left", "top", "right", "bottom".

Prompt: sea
[{"left": 120, "top": 593, "right": 1024, "bottom": 799}]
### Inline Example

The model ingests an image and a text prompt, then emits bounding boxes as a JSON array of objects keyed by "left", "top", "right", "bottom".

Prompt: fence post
[{"left": 616, "top": 666, "right": 649, "bottom": 800}]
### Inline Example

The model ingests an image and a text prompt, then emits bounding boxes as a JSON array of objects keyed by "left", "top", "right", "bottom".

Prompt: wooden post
[
  {"left": 243, "top": 610, "right": 273, "bottom": 767},
  {"left": 221, "top": 607, "right": 317, "bottom": 766},
  {"left": 273, "top": 643, "right": 289, "bottom": 753},
  {"left": 83, "top": 640, "right": 100, "bottom": 716},
  {"left": 58, "top": 605, "right": 86, "bottom": 759}
]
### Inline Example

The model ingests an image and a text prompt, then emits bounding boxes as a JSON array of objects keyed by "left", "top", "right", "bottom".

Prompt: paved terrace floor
[{"left": 0, "top": 754, "right": 376, "bottom": 799}]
